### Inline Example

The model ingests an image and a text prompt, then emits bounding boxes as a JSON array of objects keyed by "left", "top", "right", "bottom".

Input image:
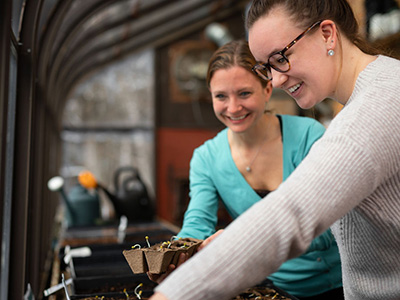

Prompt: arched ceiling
[{"left": 34, "top": 0, "right": 249, "bottom": 119}]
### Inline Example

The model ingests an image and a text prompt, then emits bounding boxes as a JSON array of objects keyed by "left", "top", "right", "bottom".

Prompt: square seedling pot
[
  {"left": 123, "top": 248, "right": 148, "bottom": 274},
  {"left": 170, "top": 238, "right": 201, "bottom": 265},
  {"left": 123, "top": 237, "right": 202, "bottom": 274},
  {"left": 143, "top": 248, "right": 176, "bottom": 274}
]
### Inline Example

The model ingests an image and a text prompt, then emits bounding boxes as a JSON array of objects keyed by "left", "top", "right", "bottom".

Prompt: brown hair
[
  {"left": 206, "top": 40, "right": 269, "bottom": 89},
  {"left": 246, "top": 0, "right": 382, "bottom": 55}
]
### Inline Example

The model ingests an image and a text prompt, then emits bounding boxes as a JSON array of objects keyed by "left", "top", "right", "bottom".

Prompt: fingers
[
  {"left": 149, "top": 292, "right": 169, "bottom": 300},
  {"left": 165, "top": 263, "right": 176, "bottom": 275},
  {"left": 147, "top": 266, "right": 174, "bottom": 284},
  {"left": 147, "top": 254, "right": 188, "bottom": 284},
  {"left": 176, "top": 252, "right": 188, "bottom": 266},
  {"left": 198, "top": 229, "right": 224, "bottom": 250},
  {"left": 147, "top": 271, "right": 160, "bottom": 283},
  {"left": 156, "top": 270, "right": 171, "bottom": 284}
]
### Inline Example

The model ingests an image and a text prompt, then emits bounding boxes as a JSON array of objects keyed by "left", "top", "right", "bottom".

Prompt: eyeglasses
[{"left": 252, "top": 20, "right": 322, "bottom": 81}]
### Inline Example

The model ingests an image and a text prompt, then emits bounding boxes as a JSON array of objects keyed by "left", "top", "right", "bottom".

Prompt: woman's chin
[{"left": 295, "top": 98, "right": 318, "bottom": 110}]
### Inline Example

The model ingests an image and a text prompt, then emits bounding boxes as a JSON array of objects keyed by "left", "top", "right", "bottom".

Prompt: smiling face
[
  {"left": 248, "top": 7, "right": 337, "bottom": 109},
  {"left": 210, "top": 65, "right": 272, "bottom": 133}
]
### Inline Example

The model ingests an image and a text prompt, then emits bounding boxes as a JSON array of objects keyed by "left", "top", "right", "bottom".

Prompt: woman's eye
[
  {"left": 214, "top": 94, "right": 226, "bottom": 100},
  {"left": 276, "top": 57, "right": 286, "bottom": 64},
  {"left": 239, "top": 91, "right": 251, "bottom": 97}
]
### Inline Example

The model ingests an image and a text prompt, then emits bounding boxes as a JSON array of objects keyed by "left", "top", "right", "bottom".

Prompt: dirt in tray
[
  {"left": 233, "top": 287, "right": 293, "bottom": 300},
  {"left": 79, "top": 296, "right": 149, "bottom": 300},
  {"left": 78, "top": 282, "right": 155, "bottom": 294},
  {"left": 79, "top": 286, "right": 292, "bottom": 300},
  {"left": 79, "top": 297, "right": 149, "bottom": 300},
  {"left": 76, "top": 289, "right": 153, "bottom": 300}
]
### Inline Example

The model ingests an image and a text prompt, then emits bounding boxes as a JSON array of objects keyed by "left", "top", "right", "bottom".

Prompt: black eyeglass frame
[{"left": 252, "top": 20, "right": 323, "bottom": 81}]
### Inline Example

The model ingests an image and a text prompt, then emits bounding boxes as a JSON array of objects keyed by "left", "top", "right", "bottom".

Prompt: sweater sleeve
[
  {"left": 283, "top": 116, "right": 333, "bottom": 253},
  {"left": 297, "top": 119, "right": 333, "bottom": 253},
  {"left": 177, "top": 147, "right": 219, "bottom": 240},
  {"left": 155, "top": 132, "right": 381, "bottom": 300},
  {"left": 288, "top": 115, "right": 326, "bottom": 168},
  {"left": 155, "top": 56, "right": 400, "bottom": 300}
]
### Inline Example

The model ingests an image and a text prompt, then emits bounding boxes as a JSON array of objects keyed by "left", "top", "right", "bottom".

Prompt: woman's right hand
[
  {"left": 147, "top": 252, "right": 189, "bottom": 284},
  {"left": 198, "top": 229, "right": 224, "bottom": 251},
  {"left": 147, "top": 231, "right": 224, "bottom": 283}
]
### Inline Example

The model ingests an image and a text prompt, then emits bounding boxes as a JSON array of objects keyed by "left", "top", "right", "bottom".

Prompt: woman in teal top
[
  {"left": 162, "top": 40, "right": 342, "bottom": 299},
  {"left": 179, "top": 115, "right": 341, "bottom": 299}
]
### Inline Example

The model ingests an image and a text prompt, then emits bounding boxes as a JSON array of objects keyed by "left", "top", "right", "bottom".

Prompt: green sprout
[
  {"left": 158, "top": 241, "right": 172, "bottom": 251},
  {"left": 180, "top": 242, "right": 189, "bottom": 249},
  {"left": 131, "top": 244, "right": 141, "bottom": 249},
  {"left": 123, "top": 288, "right": 129, "bottom": 299},
  {"left": 134, "top": 283, "right": 143, "bottom": 299},
  {"left": 170, "top": 236, "right": 181, "bottom": 242}
]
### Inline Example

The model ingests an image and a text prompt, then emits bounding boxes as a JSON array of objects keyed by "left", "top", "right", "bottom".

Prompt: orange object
[{"left": 78, "top": 170, "right": 98, "bottom": 189}]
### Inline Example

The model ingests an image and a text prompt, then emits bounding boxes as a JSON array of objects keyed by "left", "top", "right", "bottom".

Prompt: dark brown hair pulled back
[
  {"left": 206, "top": 40, "right": 269, "bottom": 89},
  {"left": 246, "top": 0, "right": 381, "bottom": 55}
]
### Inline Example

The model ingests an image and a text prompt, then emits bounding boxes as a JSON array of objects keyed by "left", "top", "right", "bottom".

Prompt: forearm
[
  {"left": 150, "top": 292, "right": 169, "bottom": 300},
  {"left": 178, "top": 212, "right": 217, "bottom": 240},
  {"left": 155, "top": 193, "right": 313, "bottom": 300},
  {"left": 155, "top": 135, "right": 378, "bottom": 300},
  {"left": 179, "top": 152, "right": 220, "bottom": 240}
]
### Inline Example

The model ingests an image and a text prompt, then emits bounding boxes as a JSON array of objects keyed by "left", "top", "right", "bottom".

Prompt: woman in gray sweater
[{"left": 150, "top": 0, "right": 400, "bottom": 299}]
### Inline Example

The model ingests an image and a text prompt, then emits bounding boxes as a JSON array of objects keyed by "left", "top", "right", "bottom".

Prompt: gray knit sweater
[{"left": 155, "top": 55, "right": 400, "bottom": 300}]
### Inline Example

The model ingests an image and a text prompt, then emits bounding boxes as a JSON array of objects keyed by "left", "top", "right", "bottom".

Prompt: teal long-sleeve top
[{"left": 178, "top": 114, "right": 342, "bottom": 298}]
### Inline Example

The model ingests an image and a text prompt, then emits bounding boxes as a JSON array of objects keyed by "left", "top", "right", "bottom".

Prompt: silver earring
[{"left": 328, "top": 49, "right": 335, "bottom": 56}]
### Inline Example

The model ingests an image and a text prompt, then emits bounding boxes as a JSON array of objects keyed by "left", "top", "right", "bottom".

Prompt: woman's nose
[
  {"left": 227, "top": 98, "right": 242, "bottom": 113},
  {"left": 271, "top": 70, "right": 288, "bottom": 89}
]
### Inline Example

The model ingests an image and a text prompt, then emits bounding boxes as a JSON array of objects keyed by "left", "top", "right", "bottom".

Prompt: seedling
[
  {"left": 170, "top": 235, "right": 181, "bottom": 242},
  {"left": 123, "top": 288, "right": 129, "bottom": 299},
  {"left": 134, "top": 283, "right": 143, "bottom": 299},
  {"left": 123, "top": 237, "right": 202, "bottom": 274}
]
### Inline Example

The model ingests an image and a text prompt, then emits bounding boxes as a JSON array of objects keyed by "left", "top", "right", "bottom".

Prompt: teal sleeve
[
  {"left": 177, "top": 148, "right": 219, "bottom": 240},
  {"left": 304, "top": 119, "right": 326, "bottom": 154},
  {"left": 307, "top": 229, "right": 336, "bottom": 252},
  {"left": 293, "top": 118, "right": 326, "bottom": 167}
]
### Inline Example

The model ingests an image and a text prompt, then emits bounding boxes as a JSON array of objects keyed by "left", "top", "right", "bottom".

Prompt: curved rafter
[{"left": 35, "top": 0, "right": 247, "bottom": 120}]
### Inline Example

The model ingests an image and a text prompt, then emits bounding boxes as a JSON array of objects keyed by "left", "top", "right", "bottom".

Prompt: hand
[
  {"left": 147, "top": 252, "right": 189, "bottom": 284},
  {"left": 149, "top": 292, "right": 169, "bottom": 300},
  {"left": 198, "top": 229, "right": 224, "bottom": 251}
]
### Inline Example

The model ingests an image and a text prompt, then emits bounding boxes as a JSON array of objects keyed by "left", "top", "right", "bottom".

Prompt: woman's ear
[
  {"left": 320, "top": 20, "right": 337, "bottom": 51},
  {"left": 264, "top": 80, "right": 273, "bottom": 100}
]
